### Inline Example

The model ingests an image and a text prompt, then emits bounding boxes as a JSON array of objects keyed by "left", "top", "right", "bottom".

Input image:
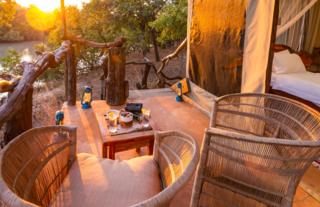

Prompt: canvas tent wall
[
  {"left": 187, "top": 0, "right": 277, "bottom": 96},
  {"left": 185, "top": 0, "right": 319, "bottom": 112}
]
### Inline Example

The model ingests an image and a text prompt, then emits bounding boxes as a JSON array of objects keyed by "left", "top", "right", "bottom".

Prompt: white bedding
[{"left": 271, "top": 72, "right": 320, "bottom": 107}]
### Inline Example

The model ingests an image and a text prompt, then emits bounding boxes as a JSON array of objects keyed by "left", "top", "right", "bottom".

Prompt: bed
[
  {"left": 270, "top": 44, "right": 320, "bottom": 111},
  {"left": 271, "top": 72, "right": 320, "bottom": 108}
]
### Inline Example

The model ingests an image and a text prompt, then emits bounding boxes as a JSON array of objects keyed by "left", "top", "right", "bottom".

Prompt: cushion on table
[{"left": 50, "top": 153, "right": 161, "bottom": 207}]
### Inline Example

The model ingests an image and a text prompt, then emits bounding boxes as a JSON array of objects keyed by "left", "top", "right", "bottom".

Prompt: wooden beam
[
  {"left": 4, "top": 87, "right": 33, "bottom": 144},
  {"left": 265, "top": 0, "right": 279, "bottom": 93}
]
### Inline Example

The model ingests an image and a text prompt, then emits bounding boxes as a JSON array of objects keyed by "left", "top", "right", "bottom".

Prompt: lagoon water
[{"left": 0, "top": 41, "right": 40, "bottom": 71}]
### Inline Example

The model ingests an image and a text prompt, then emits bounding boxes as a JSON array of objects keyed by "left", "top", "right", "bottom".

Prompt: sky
[{"left": 15, "top": 0, "right": 90, "bottom": 12}]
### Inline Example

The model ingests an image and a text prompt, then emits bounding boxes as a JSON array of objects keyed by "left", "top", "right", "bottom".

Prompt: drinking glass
[
  {"left": 141, "top": 108, "right": 151, "bottom": 128},
  {"left": 108, "top": 111, "right": 119, "bottom": 133}
]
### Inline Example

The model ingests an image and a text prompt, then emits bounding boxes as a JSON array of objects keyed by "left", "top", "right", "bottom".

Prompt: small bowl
[{"left": 119, "top": 111, "right": 133, "bottom": 128}]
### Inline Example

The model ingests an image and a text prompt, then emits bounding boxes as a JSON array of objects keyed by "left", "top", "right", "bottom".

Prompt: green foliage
[
  {"left": 0, "top": 1, "right": 44, "bottom": 41},
  {"left": 0, "top": 30, "right": 23, "bottom": 41},
  {"left": 33, "top": 43, "right": 49, "bottom": 54},
  {"left": 79, "top": 0, "right": 114, "bottom": 42},
  {"left": 111, "top": 0, "right": 166, "bottom": 53},
  {"left": 47, "top": 6, "right": 81, "bottom": 48},
  {"left": 0, "top": 0, "right": 188, "bottom": 79},
  {"left": 0, "top": 0, "right": 16, "bottom": 28},
  {"left": 0, "top": 48, "right": 21, "bottom": 75},
  {"left": 150, "top": 0, "right": 188, "bottom": 44}
]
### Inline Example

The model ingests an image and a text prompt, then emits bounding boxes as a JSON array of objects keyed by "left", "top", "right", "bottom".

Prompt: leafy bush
[
  {"left": 0, "top": 48, "right": 21, "bottom": 75},
  {"left": 150, "top": 0, "right": 188, "bottom": 44}
]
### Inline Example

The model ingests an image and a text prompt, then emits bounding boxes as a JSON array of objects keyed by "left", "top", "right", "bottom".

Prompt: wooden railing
[
  {"left": 0, "top": 36, "right": 186, "bottom": 145},
  {"left": 0, "top": 37, "right": 125, "bottom": 145}
]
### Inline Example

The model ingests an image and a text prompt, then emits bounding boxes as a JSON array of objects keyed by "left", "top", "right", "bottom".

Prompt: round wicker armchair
[
  {"left": 191, "top": 93, "right": 320, "bottom": 207},
  {"left": 0, "top": 126, "right": 199, "bottom": 207}
]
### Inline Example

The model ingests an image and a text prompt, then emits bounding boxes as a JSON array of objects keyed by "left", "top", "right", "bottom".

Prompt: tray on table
[{"left": 106, "top": 117, "right": 152, "bottom": 136}]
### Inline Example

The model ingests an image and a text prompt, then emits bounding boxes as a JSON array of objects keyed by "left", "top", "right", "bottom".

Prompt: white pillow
[
  {"left": 272, "top": 52, "right": 306, "bottom": 74},
  {"left": 276, "top": 49, "right": 290, "bottom": 55}
]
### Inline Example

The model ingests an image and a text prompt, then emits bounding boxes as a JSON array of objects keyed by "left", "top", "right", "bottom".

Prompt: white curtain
[
  {"left": 241, "top": 0, "right": 275, "bottom": 93},
  {"left": 242, "top": 0, "right": 319, "bottom": 93}
]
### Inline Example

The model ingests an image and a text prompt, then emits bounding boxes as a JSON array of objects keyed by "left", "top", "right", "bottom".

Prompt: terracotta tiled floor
[
  {"left": 293, "top": 186, "right": 320, "bottom": 207},
  {"left": 63, "top": 89, "right": 320, "bottom": 207}
]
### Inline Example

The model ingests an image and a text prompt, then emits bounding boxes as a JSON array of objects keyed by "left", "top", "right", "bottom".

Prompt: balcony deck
[{"left": 63, "top": 88, "right": 320, "bottom": 207}]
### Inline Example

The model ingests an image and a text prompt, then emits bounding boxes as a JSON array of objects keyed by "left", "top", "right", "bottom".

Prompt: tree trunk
[
  {"left": 100, "top": 54, "right": 109, "bottom": 100},
  {"left": 137, "top": 63, "right": 151, "bottom": 89},
  {"left": 105, "top": 47, "right": 128, "bottom": 106},
  {"left": 151, "top": 30, "right": 160, "bottom": 61},
  {"left": 4, "top": 87, "right": 33, "bottom": 144}
]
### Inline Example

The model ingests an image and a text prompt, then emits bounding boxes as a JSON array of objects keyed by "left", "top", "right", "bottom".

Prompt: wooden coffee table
[{"left": 92, "top": 101, "right": 155, "bottom": 159}]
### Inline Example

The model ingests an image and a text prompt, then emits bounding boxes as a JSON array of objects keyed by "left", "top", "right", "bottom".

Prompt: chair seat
[{"left": 50, "top": 153, "right": 162, "bottom": 207}]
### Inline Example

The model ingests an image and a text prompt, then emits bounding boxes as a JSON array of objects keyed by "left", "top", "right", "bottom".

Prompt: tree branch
[{"left": 157, "top": 38, "right": 187, "bottom": 73}]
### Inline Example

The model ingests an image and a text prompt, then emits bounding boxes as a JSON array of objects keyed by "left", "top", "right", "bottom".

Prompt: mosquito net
[
  {"left": 277, "top": 0, "right": 318, "bottom": 36},
  {"left": 277, "top": 0, "right": 320, "bottom": 51}
]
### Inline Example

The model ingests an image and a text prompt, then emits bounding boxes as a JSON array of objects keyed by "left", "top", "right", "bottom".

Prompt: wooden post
[
  {"left": 4, "top": 87, "right": 33, "bottom": 144},
  {"left": 66, "top": 44, "right": 77, "bottom": 105},
  {"left": 265, "top": 0, "right": 280, "bottom": 93},
  {"left": 105, "top": 47, "right": 128, "bottom": 106}
]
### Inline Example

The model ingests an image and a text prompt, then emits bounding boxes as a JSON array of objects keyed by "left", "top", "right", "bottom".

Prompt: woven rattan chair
[
  {"left": 191, "top": 93, "right": 320, "bottom": 207},
  {"left": 0, "top": 126, "right": 199, "bottom": 207}
]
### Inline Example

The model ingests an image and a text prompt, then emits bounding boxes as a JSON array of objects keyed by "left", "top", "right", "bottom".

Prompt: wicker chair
[
  {"left": 0, "top": 126, "right": 199, "bottom": 207},
  {"left": 191, "top": 93, "right": 320, "bottom": 207}
]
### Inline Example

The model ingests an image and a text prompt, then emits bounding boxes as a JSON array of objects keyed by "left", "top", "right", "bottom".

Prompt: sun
[
  {"left": 26, "top": 6, "right": 56, "bottom": 31},
  {"left": 15, "top": 0, "right": 90, "bottom": 12},
  {"left": 16, "top": 0, "right": 60, "bottom": 12}
]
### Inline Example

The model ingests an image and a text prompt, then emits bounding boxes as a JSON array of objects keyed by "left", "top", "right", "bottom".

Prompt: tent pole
[
  {"left": 265, "top": 0, "right": 279, "bottom": 93},
  {"left": 60, "top": 0, "right": 69, "bottom": 101},
  {"left": 60, "top": 0, "right": 67, "bottom": 38}
]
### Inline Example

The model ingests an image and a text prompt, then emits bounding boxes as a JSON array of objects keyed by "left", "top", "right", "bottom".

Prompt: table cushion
[{"left": 50, "top": 153, "right": 161, "bottom": 207}]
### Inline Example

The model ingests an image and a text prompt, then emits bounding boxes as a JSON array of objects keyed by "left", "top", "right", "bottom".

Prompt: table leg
[
  {"left": 102, "top": 144, "right": 108, "bottom": 158},
  {"left": 109, "top": 145, "right": 115, "bottom": 160},
  {"left": 136, "top": 148, "right": 141, "bottom": 154},
  {"left": 148, "top": 139, "right": 154, "bottom": 155}
]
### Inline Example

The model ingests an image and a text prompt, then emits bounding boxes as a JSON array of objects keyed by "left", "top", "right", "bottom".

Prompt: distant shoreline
[
  {"left": 0, "top": 40, "right": 42, "bottom": 57},
  {"left": 0, "top": 40, "right": 42, "bottom": 44}
]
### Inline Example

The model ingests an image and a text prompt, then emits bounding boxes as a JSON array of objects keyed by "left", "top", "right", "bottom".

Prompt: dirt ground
[{"left": 32, "top": 47, "right": 186, "bottom": 126}]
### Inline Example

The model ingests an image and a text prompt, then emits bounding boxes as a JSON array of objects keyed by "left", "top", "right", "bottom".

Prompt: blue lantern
[
  {"left": 81, "top": 86, "right": 93, "bottom": 109},
  {"left": 55, "top": 110, "right": 64, "bottom": 125},
  {"left": 175, "top": 82, "right": 183, "bottom": 102}
]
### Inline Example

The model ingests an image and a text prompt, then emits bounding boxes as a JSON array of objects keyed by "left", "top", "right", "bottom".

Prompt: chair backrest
[
  {"left": 0, "top": 126, "right": 77, "bottom": 207},
  {"left": 191, "top": 93, "right": 320, "bottom": 207},
  {"left": 134, "top": 130, "right": 199, "bottom": 207},
  {"left": 211, "top": 93, "right": 320, "bottom": 141}
]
